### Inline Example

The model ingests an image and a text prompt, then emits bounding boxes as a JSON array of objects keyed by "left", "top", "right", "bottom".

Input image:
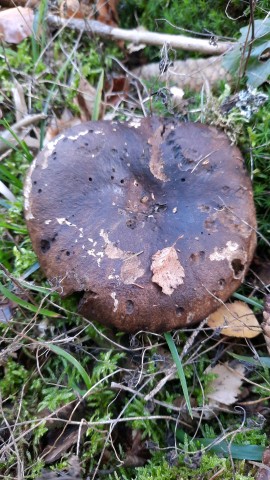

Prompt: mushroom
[{"left": 24, "top": 116, "right": 257, "bottom": 332}]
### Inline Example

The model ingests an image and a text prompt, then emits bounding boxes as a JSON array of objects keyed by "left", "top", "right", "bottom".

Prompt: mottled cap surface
[{"left": 24, "top": 117, "right": 257, "bottom": 332}]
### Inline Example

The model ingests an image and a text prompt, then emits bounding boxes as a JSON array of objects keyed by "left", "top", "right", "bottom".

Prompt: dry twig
[{"left": 47, "top": 14, "right": 235, "bottom": 55}]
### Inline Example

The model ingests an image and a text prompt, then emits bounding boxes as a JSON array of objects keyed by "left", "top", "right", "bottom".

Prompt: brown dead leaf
[
  {"left": 75, "top": 78, "right": 100, "bottom": 121},
  {"left": 0, "top": 7, "right": 34, "bottom": 44},
  {"left": 41, "top": 425, "right": 87, "bottom": 463},
  {"left": 59, "top": 0, "right": 94, "bottom": 19},
  {"left": 60, "top": 0, "right": 119, "bottom": 25},
  {"left": 123, "top": 430, "right": 150, "bottom": 467},
  {"left": 104, "top": 75, "right": 130, "bottom": 107},
  {"left": 96, "top": 0, "right": 119, "bottom": 26},
  {"left": 207, "top": 301, "right": 262, "bottom": 338},
  {"left": 206, "top": 361, "right": 245, "bottom": 406},
  {"left": 151, "top": 246, "right": 185, "bottom": 295}
]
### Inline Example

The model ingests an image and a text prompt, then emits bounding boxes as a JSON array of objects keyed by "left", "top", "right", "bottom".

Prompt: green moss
[
  {"left": 0, "top": 359, "right": 29, "bottom": 397},
  {"left": 133, "top": 451, "right": 255, "bottom": 480}
]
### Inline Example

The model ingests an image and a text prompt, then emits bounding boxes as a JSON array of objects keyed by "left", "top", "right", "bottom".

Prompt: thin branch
[{"left": 47, "top": 14, "right": 235, "bottom": 55}]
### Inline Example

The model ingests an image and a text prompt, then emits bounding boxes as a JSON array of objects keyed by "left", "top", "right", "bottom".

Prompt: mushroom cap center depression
[{"left": 24, "top": 117, "right": 257, "bottom": 332}]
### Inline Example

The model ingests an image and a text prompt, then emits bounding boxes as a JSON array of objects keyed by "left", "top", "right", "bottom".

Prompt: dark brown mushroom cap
[{"left": 24, "top": 116, "right": 256, "bottom": 332}]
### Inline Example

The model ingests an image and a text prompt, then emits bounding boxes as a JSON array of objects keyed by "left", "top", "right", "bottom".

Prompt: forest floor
[{"left": 0, "top": 1, "right": 270, "bottom": 479}]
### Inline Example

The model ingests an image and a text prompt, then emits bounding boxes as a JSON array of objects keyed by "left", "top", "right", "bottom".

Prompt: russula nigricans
[{"left": 24, "top": 116, "right": 257, "bottom": 332}]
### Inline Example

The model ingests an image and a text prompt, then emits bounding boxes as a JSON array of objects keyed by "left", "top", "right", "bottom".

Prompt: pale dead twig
[
  {"left": 111, "top": 381, "right": 191, "bottom": 426},
  {"left": 0, "top": 392, "right": 24, "bottom": 479},
  {"left": 180, "top": 318, "right": 209, "bottom": 360},
  {"left": 47, "top": 14, "right": 235, "bottom": 55},
  {"left": 144, "top": 365, "right": 176, "bottom": 401}
]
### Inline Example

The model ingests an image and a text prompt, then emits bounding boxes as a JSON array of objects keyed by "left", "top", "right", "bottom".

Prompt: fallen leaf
[
  {"left": 0, "top": 7, "right": 34, "bottom": 44},
  {"left": 123, "top": 430, "right": 149, "bottom": 467},
  {"left": 151, "top": 246, "right": 185, "bottom": 295},
  {"left": 41, "top": 425, "right": 87, "bottom": 463},
  {"left": 207, "top": 301, "right": 262, "bottom": 338},
  {"left": 59, "top": 0, "right": 94, "bottom": 19},
  {"left": 104, "top": 75, "right": 129, "bottom": 107},
  {"left": 75, "top": 78, "right": 101, "bottom": 121},
  {"left": 206, "top": 361, "right": 245, "bottom": 406},
  {"left": 96, "top": 0, "right": 119, "bottom": 26},
  {"left": 60, "top": 0, "right": 119, "bottom": 25}
]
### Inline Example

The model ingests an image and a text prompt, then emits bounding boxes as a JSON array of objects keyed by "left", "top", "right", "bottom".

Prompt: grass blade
[
  {"left": 0, "top": 119, "right": 33, "bottom": 161},
  {"left": 0, "top": 282, "right": 59, "bottom": 318},
  {"left": 233, "top": 292, "right": 263, "bottom": 309},
  {"left": 164, "top": 332, "right": 193, "bottom": 418},
  {"left": 176, "top": 430, "right": 264, "bottom": 460},
  {"left": 0, "top": 164, "right": 23, "bottom": 189},
  {"left": 0, "top": 221, "right": 28, "bottom": 234},
  {"left": 92, "top": 69, "right": 104, "bottom": 121},
  {"left": 199, "top": 438, "right": 264, "bottom": 461},
  {"left": 44, "top": 343, "right": 92, "bottom": 391},
  {"left": 230, "top": 353, "right": 270, "bottom": 368}
]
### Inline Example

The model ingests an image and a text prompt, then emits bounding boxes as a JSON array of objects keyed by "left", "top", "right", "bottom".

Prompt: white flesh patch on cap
[
  {"left": 42, "top": 134, "right": 65, "bottom": 170},
  {"left": 209, "top": 241, "right": 247, "bottom": 279},
  {"left": 67, "top": 130, "right": 88, "bottom": 141},
  {"left": 128, "top": 118, "right": 141, "bottom": 129},
  {"left": 110, "top": 292, "right": 119, "bottom": 312},
  {"left": 56, "top": 218, "right": 77, "bottom": 228},
  {"left": 24, "top": 158, "right": 37, "bottom": 220},
  {"left": 209, "top": 241, "right": 240, "bottom": 261},
  {"left": 100, "top": 229, "right": 145, "bottom": 284}
]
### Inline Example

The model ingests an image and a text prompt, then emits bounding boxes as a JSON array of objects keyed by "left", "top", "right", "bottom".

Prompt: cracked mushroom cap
[{"left": 24, "top": 116, "right": 257, "bottom": 333}]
